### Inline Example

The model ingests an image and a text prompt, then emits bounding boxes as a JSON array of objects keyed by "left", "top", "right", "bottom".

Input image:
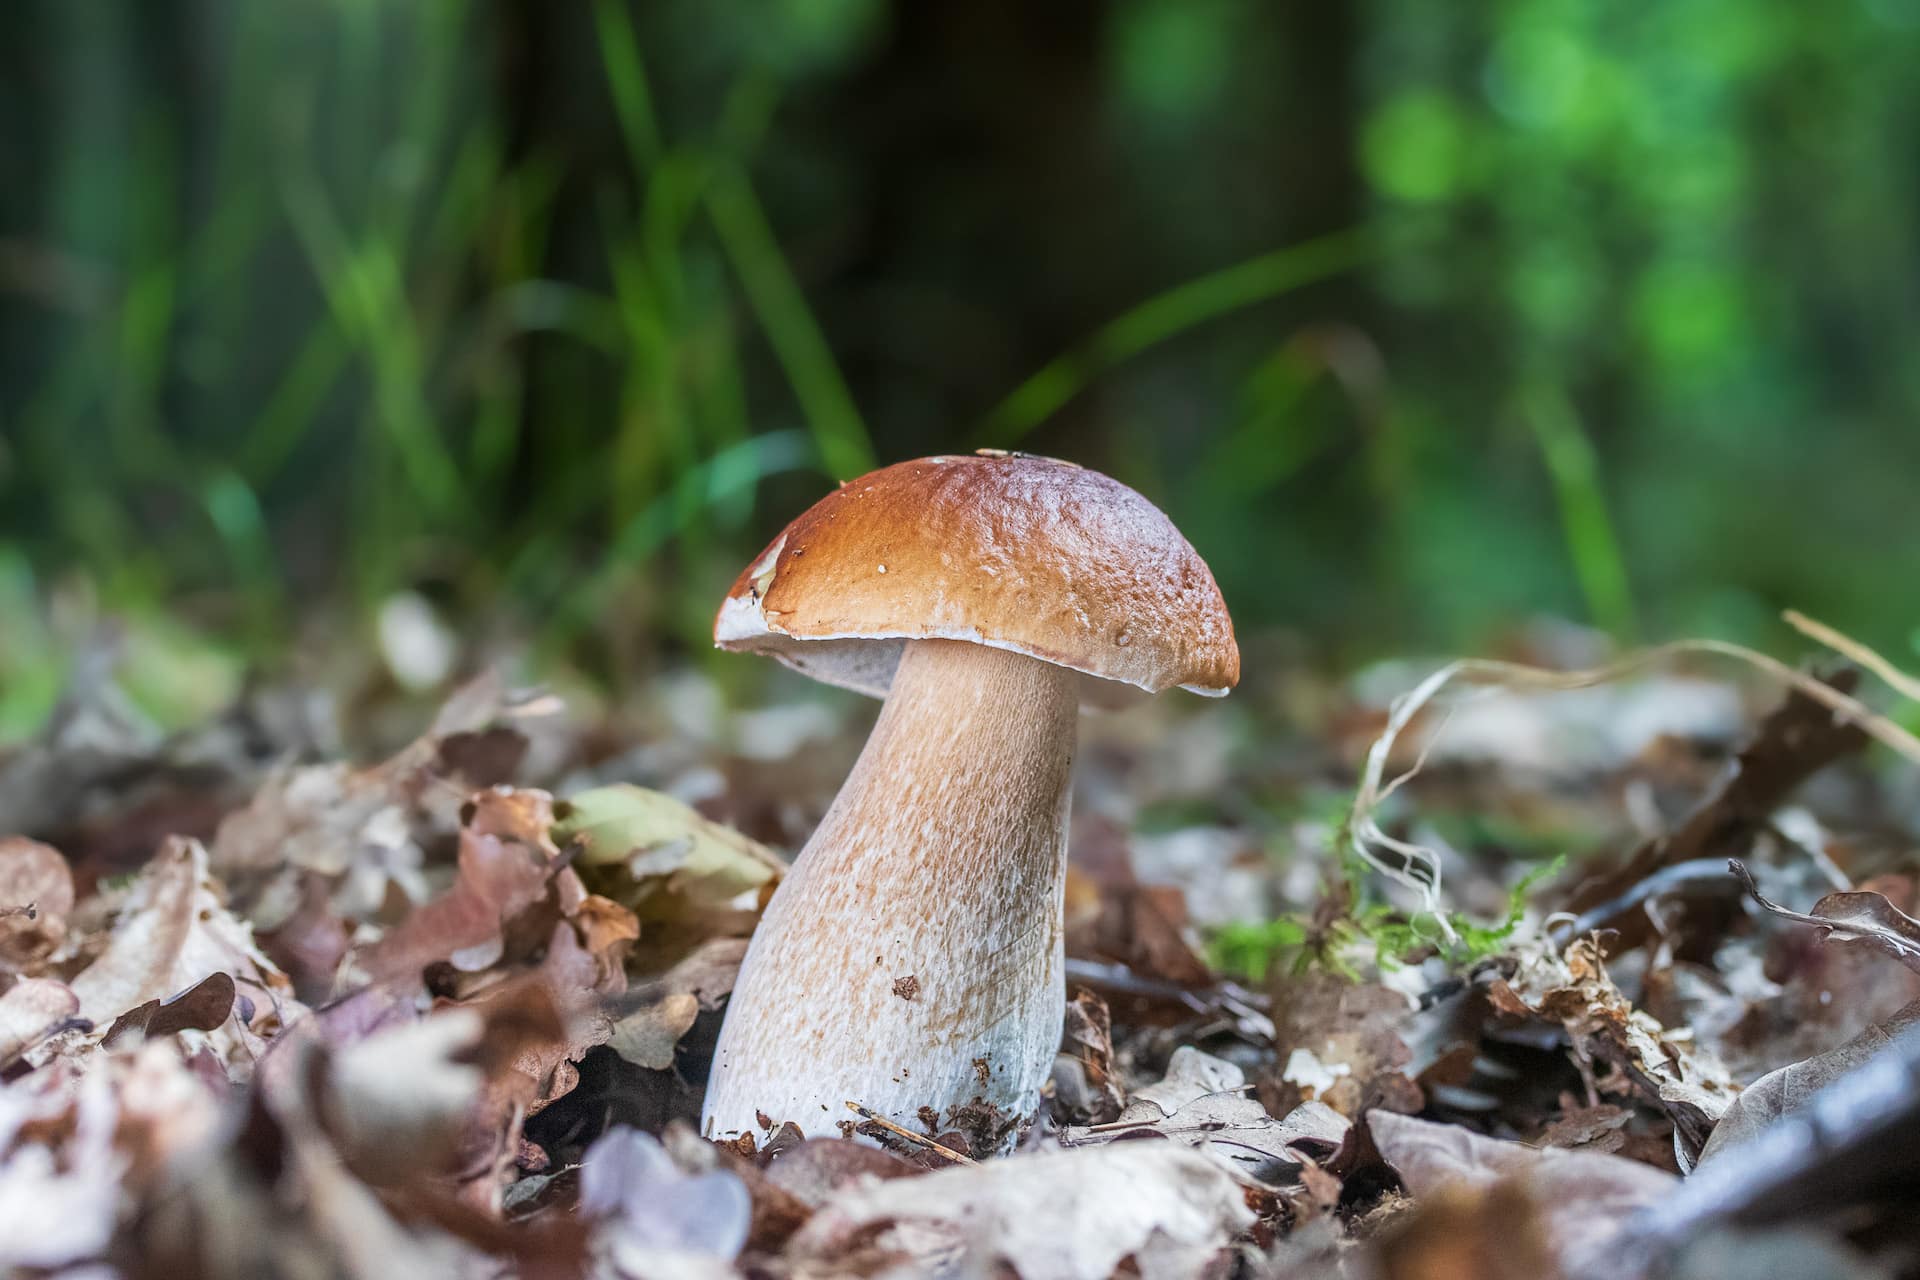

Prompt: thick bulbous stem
[{"left": 702, "top": 638, "right": 1078, "bottom": 1150}]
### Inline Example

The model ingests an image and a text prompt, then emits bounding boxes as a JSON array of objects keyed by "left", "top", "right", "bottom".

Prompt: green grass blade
[
  {"left": 1522, "top": 382, "right": 1637, "bottom": 641},
  {"left": 706, "top": 164, "right": 875, "bottom": 479},
  {"left": 976, "top": 227, "right": 1378, "bottom": 447},
  {"left": 592, "top": 0, "right": 663, "bottom": 172}
]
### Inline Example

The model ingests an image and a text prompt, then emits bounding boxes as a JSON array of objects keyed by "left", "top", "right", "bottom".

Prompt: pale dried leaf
[
  {"left": 1068, "top": 1090, "right": 1347, "bottom": 1184},
  {"left": 0, "top": 977, "right": 80, "bottom": 1064},
  {"left": 608, "top": 992, "right": 700, "bottom": 1071},
  {"left": 323, "top": 1009, "right": 487, "bottom": 1181},
  {"left": 582, "top": 1127, "right": 751, "bottom": 1273},
  {"left": 1698, "top": 1000, "right": 1920, "bottom": 1166},
  {"left": 790, "top": 1141, "right": 1254, "bottom": 1279},
  {"left": 0, "top": 837, "right": 75, "bottom": 972},
  {"left": 63, "top": 837, "right": 303, "bottom": 1075},
  {"left": 1370, "top": 1111, "right": 1674, "bottom": 1274},
  {"left": 1499, "top": 937, "right": 1737, "bottom": 1154},
  {"left": 0, "top": 1068, "right": 124, "bottom": 1270},
  {"left": 555, "top": 784, "right": 783, "bottom": 914}
]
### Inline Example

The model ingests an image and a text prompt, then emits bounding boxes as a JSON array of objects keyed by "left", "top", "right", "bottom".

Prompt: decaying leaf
[
  {"left": 580, "top": 1126, "right": 751, "bottom": 1277},
  {"left": 102, "top": 971, "right": 237, "bottom": 1047},
  {"left": 1267, "top": 968, "right": 1417, "bottom": 1117},
  {"left": 1370, "top": 1110, "right": 1674, "bottom": 1275},
  {"left": 1051, "top": 986, "right": 1126, "bottom": 1124},
  {"left": 0, "top": 836, "right": 75, "bottom": 971},
  {"left": 555, "top": 783, "right": 784, "bottom": 918},
  {"left": 319, "top": 1008, "right": 488, "bottom": 1183},
  {"left": 1065, "top": 815, "right": 1216, "bottom": 989},
  {"left": 0, "top": 1066, "right": 124, "bottom": 1271},
  {"left": 1732, "top": 859, "right": 1920, "bottom": 973},
  {"left": 59, "top": 837, "right": 303, "bottom": 1077},
  {"left": 209, "top": 673, "right": 549, "bottom": 927},
  {"left": 791, "top": 1141, "right": 1253, "bottom": 1279},
  {"left": 354, "top": 787, "right": 564, "bottom": 986},
  {"left": 0, "top": 977, "right": 81, "bottom": 1064},
  {"left": 609, "top": 993, "right": 700, "bottom": 1070},
  {"left": 1492, "top": 937, "right": 1737, "bottom": 1159},
  {"left": 1064, "top": 1048, "right": 1348, "bottom": 1186},
  {"left": 1699, "top": 1000, "right": 1920, "bottom": 1165}
]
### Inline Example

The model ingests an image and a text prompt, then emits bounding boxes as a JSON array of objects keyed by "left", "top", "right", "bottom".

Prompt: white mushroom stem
[{"left": 703, "top": 638, "right": 1078, "bottom": 1150}]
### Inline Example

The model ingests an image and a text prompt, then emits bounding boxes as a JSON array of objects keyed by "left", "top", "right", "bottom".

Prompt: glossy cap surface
[{"left": 714, "top": 452, "right": 1239, "bottom": 706}]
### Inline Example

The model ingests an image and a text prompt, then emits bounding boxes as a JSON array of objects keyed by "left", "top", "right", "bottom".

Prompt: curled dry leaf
[
  {"left": 1698, "top": 999, "right": 1920, "bottom": 1166},
  {"left": 102, "top": 970, "right": 237, "bottom": 1048},
  {"left": 355, "top": 787, "right": 564, "bottom": 986},
  {"left": 1731, "top": 859, "right": 1920, "bottom": 974},
  {"left": 0, "top": 836, "right": 75, "bottom": 972},
  {"left": 1369, "top": 1110, "right": 1675, "bottom": 1276},
  {"left": 1063, "top": 1047, "right": 1348, "bottom": 1185},
  {"left": 209, "top": 672, "right": 542, "bottom": 927},
  {"left": 1052, "top": 986, "right": 1125, "bottom": 1124},
  {"left": 1491, "top": 937, "right": 1737, "bottom": 1158},
  {"left": 60, "top": 837, "right": 302, "bottom": 1077},
  {"left": 789, "top": 1141, "right": 1255, "bottom": 1279}
]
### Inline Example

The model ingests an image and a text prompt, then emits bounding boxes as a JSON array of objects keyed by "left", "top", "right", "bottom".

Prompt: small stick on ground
[{"left": 843, "top": 1101, "right": 979, "bottom": 1166}]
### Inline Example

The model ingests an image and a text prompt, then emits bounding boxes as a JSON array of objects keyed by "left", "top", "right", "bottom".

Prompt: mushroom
[{"left": 704, "top": 451, "right": 1238, "bottom": 1151}]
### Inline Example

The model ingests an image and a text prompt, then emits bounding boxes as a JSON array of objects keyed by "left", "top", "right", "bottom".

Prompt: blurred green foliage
[{"left": 3, "top": 0, "right": 1919, "bottom": 738}]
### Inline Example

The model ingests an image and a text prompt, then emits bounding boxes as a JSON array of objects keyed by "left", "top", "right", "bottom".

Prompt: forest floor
[{"left": 3, "top": 618, "right": 1919, "bottom": 1279}]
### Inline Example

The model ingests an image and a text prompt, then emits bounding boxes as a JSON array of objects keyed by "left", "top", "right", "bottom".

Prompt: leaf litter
[{"left": 2, "top": 614, "right": 1920, "bottom": 1276}]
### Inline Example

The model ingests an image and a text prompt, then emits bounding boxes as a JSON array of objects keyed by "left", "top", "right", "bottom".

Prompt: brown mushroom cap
[{"left": 714, "top": 451, "right": 1239, "bottom": 706}]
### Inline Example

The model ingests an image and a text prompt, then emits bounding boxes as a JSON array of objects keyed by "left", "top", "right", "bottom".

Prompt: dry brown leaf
[
  {"left": 102, "top": 971, "right": 237, "bottom": 1048},
  {"left": 0, "top": 836, "right": 75, "bottom": 972},
  {"left": 1267, "top": 968, "right": 1416, "bottom": 1117},
  {"left": 608, "top": 992, "right": 699, "bottom": 1071},
  {"left": 761, "top": 1136, "right": 920, "bottom": 1206},
  {"left": 1370, "top": 1111, "right": 1674, "bottom": 1275},
  {"left": 355, "top": 787, "right": 563, "bottom": 987},
  {"left": 1732, "top": 859, "right": 1920, "bottom": 973},
  {"left": 61, "top": 837, "right": 303, "bottom": 1076},
  {"left": 1495, "top": 937, "right": 1737, "bottom": 1159},
  {"left": 1052, "top": 986, "right": 1125, "bottom": 1124},
  {"left": 1698, "top": 999, "right": 1920, "bottom": 1166},
  {"left": 209, "top": 673, "right": 545, "bottom": 927}
]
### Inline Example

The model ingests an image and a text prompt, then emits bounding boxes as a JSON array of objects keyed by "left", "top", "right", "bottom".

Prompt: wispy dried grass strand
[{"left": 1347, "top": 635, "right": 1920, "bottom": 936}]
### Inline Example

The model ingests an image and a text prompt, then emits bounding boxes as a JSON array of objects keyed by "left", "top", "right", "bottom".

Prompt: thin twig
[{"left": 843, "top": 1101, "right": 978, "bottom": 1166}]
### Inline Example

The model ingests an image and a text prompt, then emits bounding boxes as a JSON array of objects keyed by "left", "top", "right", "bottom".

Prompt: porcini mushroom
[{"left": 704, "top": 451, "right": 1237, "bottom": 1151}]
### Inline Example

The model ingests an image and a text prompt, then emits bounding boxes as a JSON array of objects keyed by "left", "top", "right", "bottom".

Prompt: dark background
[{"left": 4, "top": 0, "right": 1918, "bottom": 737}]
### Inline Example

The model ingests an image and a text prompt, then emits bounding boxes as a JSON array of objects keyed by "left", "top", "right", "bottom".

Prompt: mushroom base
[{"left": 702, "top": 638, "right": 1078, "bottom": 1153}]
